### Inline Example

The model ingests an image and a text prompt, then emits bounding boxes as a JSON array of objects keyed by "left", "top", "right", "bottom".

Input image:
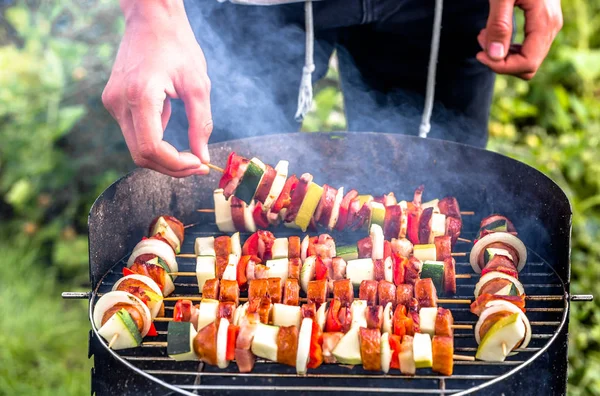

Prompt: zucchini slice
[
  {"left": 236, "top": 158, "right": 266, "bottom": 204},
  {"left": 167, "top": 321, "right": 198, "bottom": 361}
]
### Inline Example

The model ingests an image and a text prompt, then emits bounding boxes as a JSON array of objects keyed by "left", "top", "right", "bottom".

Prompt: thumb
[{"left": 485, "top": 0, "right": 515, "bottom": 60}]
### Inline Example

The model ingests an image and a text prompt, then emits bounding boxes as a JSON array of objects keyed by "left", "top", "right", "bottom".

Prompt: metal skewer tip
[{"left": 206, "top": 163, "right": 224, "bottom": 173}]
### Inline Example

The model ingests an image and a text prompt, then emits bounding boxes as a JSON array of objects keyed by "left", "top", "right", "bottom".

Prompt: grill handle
[
  {"left": 570, "top": 294, "right": 594, "bottom": 302},
  {"left": 62, "top": 291, "right": 91, "bottom": 299}
]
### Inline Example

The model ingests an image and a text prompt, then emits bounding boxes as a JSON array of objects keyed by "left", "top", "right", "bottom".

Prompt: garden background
[{"left": 1, "top": 1, "right": 599, "bottom": 394}]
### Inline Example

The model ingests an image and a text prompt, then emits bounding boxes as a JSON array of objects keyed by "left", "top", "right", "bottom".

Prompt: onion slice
[
  {"left": 93, "top": 290, "right": 152, "bottom": 337},
  {"left": 296, "top": 317, "right": 313, "bottom": 375},
  {"left": 127, "top": 238, "right": 179, "bottom": 275},
  {"left": 216, "top": 318, "right": 230, "bottom": 368},
  {"left": 470, "top": 233, "right": 527, "bottom": 273},
  {"left": 474, "top": 271, "right": 525, "bottom": 298},
  {"left": 474, "top": 300, "right": 531, "bottom": 351},
  {"left": 112, "top": 274, "right": 164, "bottom": 318}
]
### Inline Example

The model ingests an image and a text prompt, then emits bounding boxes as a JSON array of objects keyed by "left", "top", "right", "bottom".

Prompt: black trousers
[{"left": 165, "top": 0, "right": 495, "bottom": 149}]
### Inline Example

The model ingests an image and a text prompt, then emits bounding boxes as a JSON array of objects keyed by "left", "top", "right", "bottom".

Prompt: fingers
[
  {"left": 161, "top": 98, "right": 172, "bottom": 131},
  {"left": 182, "top": 77, "right": 213, "bottom": 164},
  {"left": 477, "top": 0, "right": 563, "bottom": 79},
  {"left": 484, "top": 0, "right": 515, "bottom": 60},
  {"left": 128, "top": 80, "right": 209, "bottom": 174}
]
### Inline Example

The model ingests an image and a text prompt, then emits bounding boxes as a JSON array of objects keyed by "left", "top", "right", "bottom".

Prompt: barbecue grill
[{"left": 63, "top": 132, "right": 593, "bottom": 395}]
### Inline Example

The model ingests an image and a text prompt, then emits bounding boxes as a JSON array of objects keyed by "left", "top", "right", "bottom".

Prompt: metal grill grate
[{"left": 83, "top": 223, "right": 579, "bottom": 395}]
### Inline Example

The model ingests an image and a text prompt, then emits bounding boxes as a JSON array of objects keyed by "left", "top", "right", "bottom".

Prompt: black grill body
[{"left": 88, "top": 132, "right": 571, "bottom": 395}]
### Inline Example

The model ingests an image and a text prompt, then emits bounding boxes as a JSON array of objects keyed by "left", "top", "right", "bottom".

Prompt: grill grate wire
[{"left": 88, "top": 225, "right": 571, "bottom": 396}]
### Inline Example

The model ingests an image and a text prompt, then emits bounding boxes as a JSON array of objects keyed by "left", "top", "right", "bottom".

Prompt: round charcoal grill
[{"left": 66, "top": 133, "right": 593, "bottom": 395}]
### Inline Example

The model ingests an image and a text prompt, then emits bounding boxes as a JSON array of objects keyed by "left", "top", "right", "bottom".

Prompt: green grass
[{"left": 0, "top": 243, "right": 91, "bottom": 395}]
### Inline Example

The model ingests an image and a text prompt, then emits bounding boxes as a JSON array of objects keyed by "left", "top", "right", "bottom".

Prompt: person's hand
[
  {"left": 476, "top": 0, "right": 563, "bottom": 80},
  {"left": 102, "top": 0, "right": 212, "bottom": 177}
]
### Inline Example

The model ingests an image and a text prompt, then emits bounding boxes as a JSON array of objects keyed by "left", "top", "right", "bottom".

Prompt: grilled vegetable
[
  {"left": 195, "top": 237, "right": 215, "bottom": 257},
  {"left": 332, "top": 327, "right": 362, "bottom": 365},
  {"left": 476, "top": 313, "right": 525, "bottom": 362},
  {"left": 346, "top": 259, "right": 375, "bottom": 286},
  {"left": 251, "top": 322, "right": 280, "bottom": 362},
  {"left": 296, "top": 318, "right": 313, "bottom": 374},
  {"left": 167, "top": 321, "right": 198, "bottom": 361},
  {"left": 413, "top": 332, "right": 433, "bottom": 368},
  {"left": 272, "top": 303, "right": 302, "bottom": 328},
  {"left": 421, "top": 261, "right": 445, "bottom": 294}
]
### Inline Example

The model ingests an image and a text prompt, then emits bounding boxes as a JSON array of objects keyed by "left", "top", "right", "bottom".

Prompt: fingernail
[{"left": 488, "top": 42, "right": 505, "bottom": 59}]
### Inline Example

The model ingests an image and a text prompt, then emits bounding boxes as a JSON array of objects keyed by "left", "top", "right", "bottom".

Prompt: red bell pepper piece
[
  {"left": 335, "top": 189, "right": 359, "bottom": 231},
  {"left": 271, "top": 175, "right": 299, "bottom": 214},
  {"left": 252, "top": 202, "right": 270, "bottom": 229},
  {"left": 393, "top": 305, "right": 415, "bottom": 337},
  {"left": 173, "top": 299, "right": 194, "bottom": 322},
  {"left": 226, "top": 325, "right": 240, "bottom": 361},
  {"left": 307, "top": 320, "right": 323, "bottom": 369},
  {"left": 406, "top": 203, "right": 422, "bottom": 245},
  {"left": 218, "top": 152, "right": 236, "bottom": 189},
  {"left": 123, "top": 267, "right": 135, "bottom": 276},
  {"left": 242, "top": 233, "right": 259, "bottom": 256},
  {"left": 315, "top": 256, "right": 328, "bottom": 281},
  {"left": 388, "top": 334, "right": 402, "bottom": 369},
  {"left": 147, "top": 322, "right": 158, "bottom": 337},
  {"left": 392, "top": 253, "right": 407, "bottom": 286},
  {"left": 325, "top": 298, "right": 343, "bottom": 332},
  {"left": 383, "top": 240, "right": 392, "bottom": 261}
]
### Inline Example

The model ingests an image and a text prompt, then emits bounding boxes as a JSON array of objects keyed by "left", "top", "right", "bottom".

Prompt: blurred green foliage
[{"left": 0, "top": 0, "right": 599, "bottom": 395}]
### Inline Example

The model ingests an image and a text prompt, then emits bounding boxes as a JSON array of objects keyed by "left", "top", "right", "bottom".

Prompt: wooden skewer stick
[
  {"left": 176, "top": 254, "right": 197, "bottom": 259},
  {"left": 502, "top": 342, "right": 507, "bottom": 356},
  {"left": 143, "top": 341, "right": 168, "bottom": 347},
  {"left": 206, "top": 163, "right": 224, "bottom": 173},
  {"left": 184, "top": 222, "right": 202, "bottom": 229},
  {"left": 437, "top": 298, "right": 472, "bottom": 304},
  {"left": 195, "top": 208, "right": 477, "bottom": 217},
  {"left": 451, "top": 324, "right": 473, "bottom": 330},
  {"left": 169, "top": 272, "right": 198, "bottom": 277},
  {"left": 197, "top": 209, "right": 216, "bottom": 213},
  {"left": 455, "top": 274, "right": 472, "bottom": 279},
  {"left": 108, "top": 333, "right": 119, "bottom": 349},
  {"left": 451, "top": 252, "right": 467, "bottom": 257},
  {"left": 460, "top": 211, "right": 475, "bottom": 216},
  {"left": 457, "top": 237, "right": 472, "bottom": 243},
  {"left": 453, "top": 354, "right": 476, "bottom": 361},
  {"left": 154, "top": 317, "right": 174, "bottom": 322}
]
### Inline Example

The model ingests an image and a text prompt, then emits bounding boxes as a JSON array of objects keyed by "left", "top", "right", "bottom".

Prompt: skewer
[
  {"left": 206, "top": 163, "right": 224, "bottom": 173},
  {"left": 502, "top": 342, "right": 507, "bottom": 356},
  {"left": 184, "top": 222, "right": 201, "bottom": 229},
  {"left": 457, "top": 237, "right": 471, "bottom": 243},
  {"left": 455, "top": 274, "right": 472, "bottom": 279},
  {"left": 459, "top": 211, "right": 474, "bottom": 216},
  {"left": 451, "top": 252, "right": 467, "bottom": 257},
  {"left": 176, "top": 254, "right": 196, "bottom": 259},
  {"left": 453, "top": 354, "right": 476, "bottom": 361},
  {"left": 108, "top": 333, "right": 119, "bottom": 349},
  {"left": 169, "top": 272, "right": 198, "bottom": 277},
  {"left": 437, "top": 299, "right": 471, "bottom": 304},
  {"left": 195, "top": 208, "right": 475, "bottom": 217}
]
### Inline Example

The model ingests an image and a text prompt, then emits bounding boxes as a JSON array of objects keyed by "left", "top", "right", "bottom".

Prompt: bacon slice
[
  {"left": 220, "top": 153, "right": 250, "bottom": 198},
  {"left": 395, "top": 284, "right": 414, "bottom": 308},
  {"left": 432, "top": 336, "right": 454, "bottom": 376},
  {"left": 390, "top": 238, "right": 413, "bottom": 258},
  {"left": 357, "top": 237, "right": 373, "bottom": 259},
  {"left": 301, "top": 303, "right": 317, "bottom": 319},
  {"left": 219, "top": 279, "right": 239, "bottom": 305},
  {"left": 203, "top": 279, "right": 220, "bottom": 300},
  {"left": 193, "top": 321, "right": 218, "bottom": 366},
  {"left": 218, "top": 301, "right": 236, "bottom": 322},
  {"left": 307, "top": 279, "right": 327, "bottom": 307},
  {"left": 332, "top": 279, "right": 354, "bottom": 307},
  {"left": 479, "top": 278, "right": 513, "bottom": 295},
  {"left": 414, "top": 278, "right": 437, "bottom": 308},
  {"left": 359, "top": 327, "right": 382, "bottom": 371},
  {"left": 283, "top": 278, "right": 300, "bottom": 306},
  {"left": 438, "top": 197, "right": 461, "bottom": 221},
  {"left": 268, "top": 278, "right": 282, "bottom": 304},
  {"left": 359, "top": 280, "right": 378, "bottom": 306},
  {"left": 404, "top": 257, "right": 422, "bottom": 286},
  {"left": 373, "top": 259, "right": 385, "bottom": 282},
  {"left": 257, "top": 230, "right": 276, "bottom": 261},
  {"left": 332, "top": 257, "right": 347, "bottom": 281},
  {"left": 349, "top": 200, "right": 370, "bottom": 231},
  {"left": 277, "top": 325, "right": 299, "bottom": 367},
  {"left": 445, "top": 216, "right": 462, "bottom": 247},
  {"left": 367, "top": 305, "right": 383, "bottom": 329},
  {"left": 322, "top": 332, "right": 344, "bottom": 364},
  {"left": 470, "top": 293, "right": 526, "bottom": 316}
]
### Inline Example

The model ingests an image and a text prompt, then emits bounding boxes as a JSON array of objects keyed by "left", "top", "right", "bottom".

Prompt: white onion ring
[
  {"left": 112, "top": 274, "right": 164, "bottom": 318},
  {"left": 93, "top": 290, "right": 152, "bottom": 337},
  {"left": 474, "top": 300, "right": 531, "bottom": 351},
  {"left": 301, "top": 235, "right": 310, "bottom": 262},
  {"left": 474, "top": 271, "right": 525, "bottom": 298},
  {"left": 127, "top": 238, "right": 178, "bottom": 275},
  {"left": 470, "top": 233, "right": 527, "bottom": 273}
]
